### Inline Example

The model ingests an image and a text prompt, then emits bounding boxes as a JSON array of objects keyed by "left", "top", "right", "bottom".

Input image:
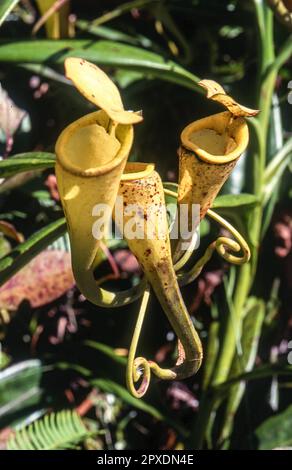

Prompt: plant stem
[
  {"left": 213, "top": 3, "right": 275, "bottom": 385},
  {"left": 190, "top": 3, "right": 281, "bottom": 449}
]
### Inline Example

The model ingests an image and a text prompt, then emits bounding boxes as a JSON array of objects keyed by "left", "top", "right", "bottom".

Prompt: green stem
[
  {"left": 210, "top": 3, "right": 277, "bottom": 442},
  {"left": 192, "top": 392, "right": 217, "bottom": 449},
  {"left": 214, "top": 6, "right": 274, "bottom": 383},
  {"left": 202, "top": 321, "right": 219, "bottom": 392},
  {"left": 212, "top": 3, "right": 275, "bottom": 387},
  {"left": 190, "top": 3, "right": 283, "bottom": 449}
]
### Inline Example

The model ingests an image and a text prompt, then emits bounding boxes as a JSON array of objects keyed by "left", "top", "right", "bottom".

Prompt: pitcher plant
[{"left": 55, "top": 59, "right": 258, "bottom": 398}]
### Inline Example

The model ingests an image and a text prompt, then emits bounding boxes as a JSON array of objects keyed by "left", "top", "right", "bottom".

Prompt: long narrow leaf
[
  {"left": 212, "top": 194, "right": 259, "bottom": 209},
  {"left": 76, "top": 19, "right": 153, "bottom": 48},
  {"left": 0, "top": 0, "right": 19, "bottom": 27},
  {"left": 218, "top": 298, "right": 265, "bottom": 446},
  {"left": 92, "top": 0, "right": 158, "bottom": 26},
  {"left": 0, "top": 360, "right": 42, "bottom": 420},
  {"left": 0, "top": 40, "right": 202, "bottom": 91},
  {"left": 263, "top": 137, "right": 292, "bottom": 204},
  {"left": 0, "top": 152, "right": 55, "bottom": 179},
  {"left": 84, "top": 340, "right": 127, "bottom": 366},
  {"left": 92, "top": 378, "right": 163, "bottom": 421},
  {"left": 92, "top": 377, "right": 188, "bottom": 437},
  {"left": 215, "top": 364, "right": 292, "bottom": 394}
]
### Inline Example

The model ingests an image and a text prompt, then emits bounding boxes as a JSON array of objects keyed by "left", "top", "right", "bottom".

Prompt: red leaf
[{"left": 0, "top": 250, "right": 74, "bottom": 309}]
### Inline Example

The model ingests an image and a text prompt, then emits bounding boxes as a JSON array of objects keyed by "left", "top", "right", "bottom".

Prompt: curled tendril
[
  {"left": 126, "top": 287, "right": 151, "bottom": 398},
  {"left": 207, "top": 209, "right": 250, "bottom": 265},
  {"left": 93, "top": 188, "right": 250, "bottom": 309},
  {"left": 164, "top": 187, "right": 250, "bottom": 286},
  {"left": 125, "top": 187, "right": 250, "bottom": 397},
  {"left": 177, "top": 209, "right": 250, "bottom": 286},
  {"left": 126, "top": 287, "right": 176, "bottom": 398}
]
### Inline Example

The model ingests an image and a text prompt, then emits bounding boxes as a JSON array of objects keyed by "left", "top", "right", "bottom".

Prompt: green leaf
[
  {"left": 0, "top": 40, "right": 202, "bottom": 91},
  {"left": 212, "top": 197, "right": 259, "bottom": 255},
  {"left": 0, "top": 218, "right": 66, "bottom": 287},
  {"left": 233, "top": 297, "right": 265, "bottom": 374},
  {"left": 263, "top": 137, "right": 292, "bottom": 205},
  {"left": 84, "top": 340, "right": 127, "bottom": 366},
  {"left": 255, "top": 405, "right": 292, "bottom": 450},
  {"left": 20, "top": 63, "right": 70, "bottom": 85},
  {"left": 92, "top": 378, "right": 187, "bottom": 436},
  {"left": 0, "top": 360, "right": 42, "bottom": 421},
  {"left": 212, "top": 194, "right": 259, "bottom": 209},
  {"left": 265, "top": 34, "right": 292, "bottom": 81},
  {"left": 92, "top": 0, "right": 158, "bottom": 26},
  {"left": 209, "top": 194, "right": 260, "bottom": 252},
  {"left": 0, "top": 352, "right": 11, "bottom": 370},
  {"left": 7, "top": 410, "right": 93, "bottom": 450},
  {"left": 261, "top": 137, "right": 292, "bottom": 236},
  {"left": 202, "top": 320, "right": 219, "bottom": 391},
  {"left": 55, "top": 362, "right": 92, "bottom": 378},
  {"left": 56, "top": 364, "right": 187, "bottom": 436},
  {"left": 92, "top": 378, "right": 163, "bottom": 421},
  {"left": 0, "top": 152, "right": 55, "bottom": 179},
  {"left": 218, "top": 298, "right": 265, "bottom": 446},
  {"left": 0, "top": 0, "right": 19, "bottom": 27},
  {"left": 76, "top": 19, "right": 153, "bottom": 49},
  {"left": 215, "top": 364, "right": 292, "bottom": 393}
]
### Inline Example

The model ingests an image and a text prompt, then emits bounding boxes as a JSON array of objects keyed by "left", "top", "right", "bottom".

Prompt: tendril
[
  {"left": 178, "top": 210, "right": 250, "bottom": 286},
  {"left": 163, "top": 187, "right": 250, "bottom": 285},
  {"left": 126, "top": 286, "right": 177, "bottom": 398},
  {"left": 126, "top": 190, "right": 250, "bottom": 397},
  {"left": 207, "top": 209, "right": 250, "bottom": 265}
]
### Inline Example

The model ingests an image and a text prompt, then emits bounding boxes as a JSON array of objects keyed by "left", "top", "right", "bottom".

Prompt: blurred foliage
[
  {"left": 0, "top": 0, "right": 291, "bottom": 450},
  {"left": 7, "top": 409, "right": 97, "bottom": 450}
]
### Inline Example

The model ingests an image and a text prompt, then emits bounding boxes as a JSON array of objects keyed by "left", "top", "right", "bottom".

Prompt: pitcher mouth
[
  {"left": 180, "top": 111, "right": 249, "bottom": 164},
  {"left": 55, "top": 110, "right": 133, "bottom": 177},
  {"left": 121, "top": 162, "right": 155, "bottom": 181}
]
